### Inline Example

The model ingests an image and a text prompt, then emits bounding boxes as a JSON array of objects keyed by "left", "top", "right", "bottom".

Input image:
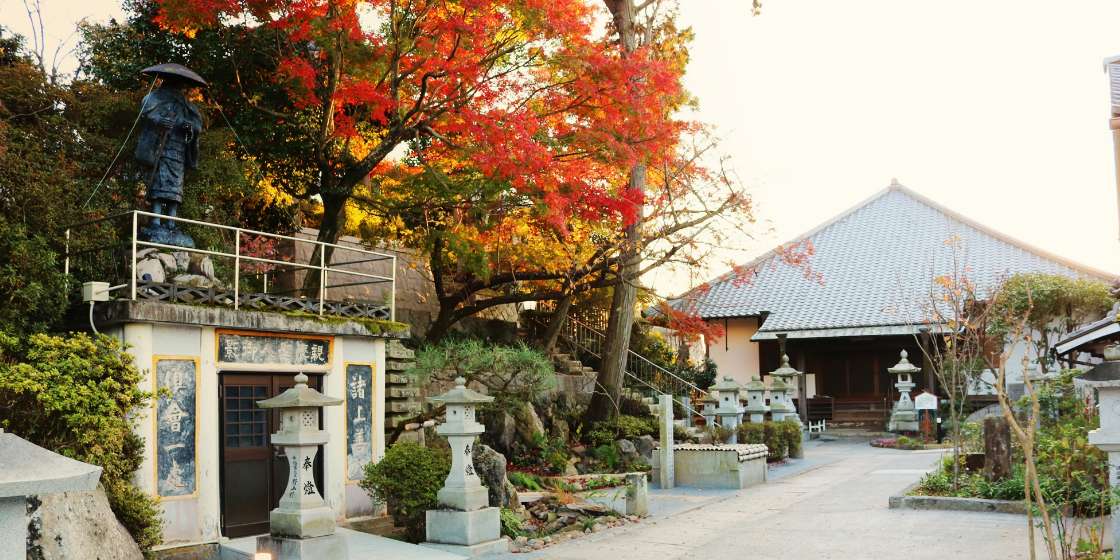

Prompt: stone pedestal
[
  {"left": 423, "top": 378, "right": 507, "bottom": 557},
  {"left": 256, "top": 534, "right": 348, "bottom": 559},
  {"left": 1081, "top": 346, "right": 1120, "bottom": 549},
  {"left": 888, "top": 350, "right": 920, "bottom": 433}
]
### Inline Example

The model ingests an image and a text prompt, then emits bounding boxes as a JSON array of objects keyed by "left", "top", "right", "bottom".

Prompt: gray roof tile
[{"left": 668, "top": 183, "right": 1113, "bottom": 337}]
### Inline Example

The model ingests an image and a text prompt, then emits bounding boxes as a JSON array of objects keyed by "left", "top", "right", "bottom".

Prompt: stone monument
[
  {"left": 1081, "top": 344, "right": 1120, "bottom": 546},
  {"left": 743, "top": 375, "right": 769, "bottom": 423},
  {"left": 658, "top": 394, "right": 675, "bottom": 489},
  {"left": 712, "top": 377, "right": 744, "bottom": 443},
  {"left": 255, "top": 372, "right": 347, "bottom": 559},
  {"left": 423, "top": 377, "right": 507, "bottom": 557},
  {"left": 135, "top": 63, "right": 206, "bottom": 249},
  {"left": 0, "top": 429, "right": 102, "bottom": 560},
  {"left": 700, "top": 389, "right": 718, "bottom": 427},
  {"left": 887, "top": 350, "right": 920, "bottom": 432}
]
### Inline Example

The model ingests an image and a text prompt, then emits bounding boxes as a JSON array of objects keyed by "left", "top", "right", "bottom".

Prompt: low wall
[{"left": 654, "top": 444, "right": 768, "bottom": 490}]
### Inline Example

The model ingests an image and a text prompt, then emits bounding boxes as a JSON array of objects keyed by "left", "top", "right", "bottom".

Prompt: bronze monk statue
[{"left": 135, "top": 63, "right": 206, "bottom": 248}]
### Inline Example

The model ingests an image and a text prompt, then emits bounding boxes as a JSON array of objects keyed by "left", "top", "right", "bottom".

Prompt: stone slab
[
  {"left": 90, "top": 300, "right": 408, "bottom": 338},
  {"left": 221, "top": 527, "right": 462, "bottom": 560},
  {"left": 0, "top": 432, "right": 102, "bottom": 498},
  {"left": 425, "top": 507, "right": 501, "bottom": 546},
  {"left": 422, "top": 538, "right": 508, "bottom": 558},
  {"left": 888, "top": 493, "right": 1028, "bottom": 514},
  {"left": 256, "top": 534, "right": 349, "bottom": 559}
]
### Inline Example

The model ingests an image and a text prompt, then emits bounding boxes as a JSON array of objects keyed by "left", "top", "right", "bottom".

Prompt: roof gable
[{"left": 670, "top": 182, "right": 1113, "bottom": 337}]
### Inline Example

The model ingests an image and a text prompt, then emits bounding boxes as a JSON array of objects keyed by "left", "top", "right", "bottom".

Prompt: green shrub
[
  {"left": 586, "top": 415, "right": 656, "bottom": 447},
  {"left": 763, "top": 422, "right": 787, "bottom": 459},
  {"left": 0, "top": 221, "right": 68, "bottom": 336},
  {"left": 410, "top": 339, "right": 555, "bottom": 412},
  {"left": 619, "top": 395, "right": 653, "bottom": 418},
  {"left": 592, "top": 443, "right": 623, "bottom": 471},
  {"left": 738, "top": 422, "right": 766, "bottom": 445},
  {"left": 0, "top": 332, "right": 162, "bottom": 551},
  {"left": 361, "top": 442, "right": 450, "bottom": 542},
  {"left": 533, "top": 433, "right": 572, "bottom": 475},
  {"left": 672, "top": 424, "right": 692, "bottom": 443},
  {"left": 500, "top": 507, "right": 525, "bottom": 537},
  {"left": 507, "top": 471, "right": 544, "bottom": 491},
  {"left": 781, "top": 420, "right": 803, "bottom": 456},
  {"left": 737, "top": 421, "right": 792, "bottom": 459},
  {"left": 707, "top": 423, "right": 734, "bottom": 444}
]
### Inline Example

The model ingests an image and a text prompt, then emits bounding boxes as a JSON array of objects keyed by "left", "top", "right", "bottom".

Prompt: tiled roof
[{"left": 668, "top": 182, "right": 1113, "bottom": 338}]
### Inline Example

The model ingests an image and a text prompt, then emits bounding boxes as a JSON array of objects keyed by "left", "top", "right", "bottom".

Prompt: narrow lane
[{"left": 515, "top": 441, "right": 1035, "bottom": 560}]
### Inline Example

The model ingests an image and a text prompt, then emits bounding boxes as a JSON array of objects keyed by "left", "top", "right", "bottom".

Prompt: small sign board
[
  {"left": 915, "top": 391, "right": 938, "bottom": 410},
  {"left": 218, "top": 332, "right": 330, "bottom": 366}
]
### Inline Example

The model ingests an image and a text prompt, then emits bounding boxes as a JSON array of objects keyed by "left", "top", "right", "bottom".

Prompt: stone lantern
[
  {"left": 887, "top": 350, "right": 920, "bottom": 432},
  {"left": 1081, "top": 344, "right": 1120, "bottom": 545},
  {"left": 743, "top": 375, "right": 769, "bottom": 423},
  {"left": 423, "top": 377, "right": 507, "bottom": 556},
  {"left": 700, "top": 389, "right": 719, "bottom": 427},
  {"left": 712, "top": 377, "right": 744, "bottom": 443},
  {"left": 255, "top": 372, "right": 345, "bottom": 559},
  {"left": 769, "top": 355, "right": 802, "bottom": 427}
]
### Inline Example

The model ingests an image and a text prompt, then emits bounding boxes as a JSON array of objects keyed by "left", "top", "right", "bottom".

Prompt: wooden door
[{"left": 219, "top": 373, "right": 323, "bottom": 538}]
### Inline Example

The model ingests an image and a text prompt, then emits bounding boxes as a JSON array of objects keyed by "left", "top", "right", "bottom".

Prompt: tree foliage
[
  {"left": 410, "top": 338, "right": 555, "bottom": 412},
  {"left": 0, "top": 332, "right": 162, "bottom": 551}
]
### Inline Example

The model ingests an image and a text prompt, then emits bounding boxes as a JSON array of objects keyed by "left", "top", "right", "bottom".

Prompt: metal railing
[
  {"left": 533, "top": 313, "right": 708, "bottom": 418},
  {"left": 64, "top": 210, "right": 397, "bottom": 320}
]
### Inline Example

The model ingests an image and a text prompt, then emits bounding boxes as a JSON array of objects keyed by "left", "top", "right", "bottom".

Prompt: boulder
[
  {"left": 27, "top": 486, "right": 143, "bottom": 560},
  {"left": 514, "top": 402, "right": 546, "bottom": 446},
  {"left": 483, "top": 411, "right": 517, "bottom": 456},
  {"left": 635, "top": 435, "right": 655, "bottom": 460},
  {"left": 617, "top": 439, "right": 639, "bottom": 462},
  {"left": 472, "top": 444, "right": 519, "bottom": 510}
]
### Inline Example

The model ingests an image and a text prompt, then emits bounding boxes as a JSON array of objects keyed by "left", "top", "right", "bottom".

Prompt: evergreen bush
[
  {"left": 360, "top": 442, "right": 450, "bottom": 543},
  {"left": 0, "top": 332, "right": 162, "bottom": 551}
]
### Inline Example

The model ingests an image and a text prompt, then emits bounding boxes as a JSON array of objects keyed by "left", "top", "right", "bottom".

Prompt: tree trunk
[
  {"left": 426, "top": 304, "right": 458, "bottom": 342},
  {"left": 983, "top": 415, "right": 1011, "bottom": 482},
  {"left": 585, "top": 166, "right": 645, "bottom": 425},
  {"left": 540, "top": 293, "right": 574, "bottom": 354},
  {"left": 584, "top": 1, "right": 645, "bottom": 426}
]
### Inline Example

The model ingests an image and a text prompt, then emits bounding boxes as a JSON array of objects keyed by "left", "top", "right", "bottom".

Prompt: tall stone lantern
[
  {"left": 744, "top": 375, "right": 769, "bottom": 423},
  {"left": 255, "top": 372, "right": 346, "bottom": 559},
  {"left": 887, "top": 350, "right": 920, "bottom": 432},
  {"left": 769, "top": 355, "right": 802, "bottom": 427},
  {"left": 423, "top": 377, "right": 507, "bottom": 557},
  {"left": 712, "top": 377, "right": 744, "bottom": 443},
  {"left": 1081, "top": 344, "right": 1120, "bottom": 546}
]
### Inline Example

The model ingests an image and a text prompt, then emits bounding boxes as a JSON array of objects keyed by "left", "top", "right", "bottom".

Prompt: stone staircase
[{"left": 384, "top": 340, "right": 422, "bottom": 432}]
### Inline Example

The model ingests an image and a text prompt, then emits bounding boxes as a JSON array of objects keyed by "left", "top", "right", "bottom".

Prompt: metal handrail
[
  {"left": 532, "top": 313, "right": 708, "bottom": 418},
  {"left": 64, "top": 210, "right": 397, "bottom": 320}
]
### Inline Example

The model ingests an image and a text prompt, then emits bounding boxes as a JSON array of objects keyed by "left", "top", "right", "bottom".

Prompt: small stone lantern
[
  {"left": 768, "top": 375, "right": 795, "bottom": 422},
  {"left": 423, "top": 377, "right": 507, "bottom": 556},
  {"left": 255, "top": 372, "right": 346, "bottom": 559},
  {"left": 700, "top": 389, "right": 719, "bottom": 427},
  {"left": 887, "top": 350, "right": 920, "bottom": 432},
  {"left": 744, "top": 375, "right": 769, "bottom": 423},
  {"left": 1081, "top": 344, "right": 1120, "bottom": 546},
  {"left": 712, "top": 377, "right": 744, "bottom": 443}
]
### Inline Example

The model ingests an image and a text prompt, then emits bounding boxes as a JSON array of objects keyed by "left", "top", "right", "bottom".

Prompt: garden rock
[
  {"left": 484, "top": 411, "right": 517, "bottom": 455},
  {"left": 617, "top": 438, "right": 639, "bottom": 462},
  {"left": 27, "top": 486, "right": 143, "bottom": 560},
  {"left": 514, "top": 402, "right": 546, "bottom": 446},
  {"left": 471, "top": 443, "right": 518, "bottom": 509},
  {"left": 635, "top": 435, "right": 655, "bottom": 460}
]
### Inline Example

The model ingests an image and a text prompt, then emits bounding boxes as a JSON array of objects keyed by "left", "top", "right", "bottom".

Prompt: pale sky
[{"left": 5, "top": 0, "right": 1120, "bottom": 296}]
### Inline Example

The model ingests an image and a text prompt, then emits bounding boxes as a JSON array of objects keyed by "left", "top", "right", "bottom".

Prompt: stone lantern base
[
  {"left": 422, "top": 507, "right": 508, "bottom": 557},
  {"left": 269, "top": 504, "right": 337, "bottom": 539},
  {"left": 256, "top": 534, "right": 348, "bottom": 560},
  {"left": 888, "top": 409, "right": 919, "bottom": 432}
]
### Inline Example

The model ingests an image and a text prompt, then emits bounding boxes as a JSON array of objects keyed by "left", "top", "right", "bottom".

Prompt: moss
[{"left": 276, "top": 309, "right": 409, "bottom": 336}]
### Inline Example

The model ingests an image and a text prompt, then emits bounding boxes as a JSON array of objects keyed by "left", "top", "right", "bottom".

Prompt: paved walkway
[{"left": 502, "top": 440, "right": 1038, "bottom": 559}]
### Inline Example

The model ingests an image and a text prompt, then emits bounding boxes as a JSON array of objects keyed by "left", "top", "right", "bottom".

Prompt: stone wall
[{"left": 385, "top": 340, "right": 422, "bottom": 432}]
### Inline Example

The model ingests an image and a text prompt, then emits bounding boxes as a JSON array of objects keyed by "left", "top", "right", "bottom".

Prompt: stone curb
[{"left": 888, "top": 482, "right": 1028, "bottom": 515}]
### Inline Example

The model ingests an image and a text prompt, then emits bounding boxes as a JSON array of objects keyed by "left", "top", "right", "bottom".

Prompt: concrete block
[
  {"left": 421, "top": 538, "right": 508, "bottom": 558},
  {"left": 389, "top": 387, "right": 420, "bottom": 398},
  {"left": 388, "top": 373, "right": 410, "bottom": 385},
  {"left": 425, "top": 507, "right": 501, "bottom": 546},
  {"left": 386, "top": 359, "right": 415, "bottom": 372}
]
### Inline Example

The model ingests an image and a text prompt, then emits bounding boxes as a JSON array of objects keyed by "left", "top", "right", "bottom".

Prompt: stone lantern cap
[
  {"left": 699, "top": 390, "right": 718, "bottom": 404},
  {"left": 745, "top": 376, "right": 766, "bottom": 391},
  {"left": 769, "top": 375, "right": 788, "bottom": 391},
  {"left": 712, "top": 376, "right": 743, "bottom": 393},
  {"left": 769, "top": 354, "right": 801, "bottom": 378},
  {"left": 1080, "top": 346, "right": 1120, "bottom": 387},
  {"left": 257, "top": 373, "right": 342, "bottom": 409},
  {"left": 427, "top": 377, "right": 495, "bottom": 406},
  {"left": 0, "top": 430, "right": 101, "bottom": 498},
  {"left": 888, "top": 350, "right": 921, "bottom": 375}
]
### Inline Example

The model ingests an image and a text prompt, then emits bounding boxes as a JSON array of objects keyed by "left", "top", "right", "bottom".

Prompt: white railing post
[
  {"left": 233, "top": 230, "right": 240, "bottom": 310},
  {"left": 318, "top": 244, "right": 326, "bottom": 316},
  {"left": 130, "top": 211, "right": 138, "bottom": 301}
]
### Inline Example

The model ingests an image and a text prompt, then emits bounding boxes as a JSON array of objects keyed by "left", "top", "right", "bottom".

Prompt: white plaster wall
[
  {"left": 324, "top": 337, "right": 348, "bottom": 522},
  {"left": 705, "top": 318, "right": 760, "bottom": 386},
  {"left": 336, "top": 336, "right": 385, "bottom": 518}
]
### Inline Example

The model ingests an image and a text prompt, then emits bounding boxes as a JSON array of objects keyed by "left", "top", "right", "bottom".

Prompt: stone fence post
[{"left": 659, "top": 394, "right": 675, "bottom": 489}]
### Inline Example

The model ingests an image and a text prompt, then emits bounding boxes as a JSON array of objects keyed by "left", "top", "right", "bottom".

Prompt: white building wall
[{"left": 704, "top": 318, "right": 761, "bottom": 386}]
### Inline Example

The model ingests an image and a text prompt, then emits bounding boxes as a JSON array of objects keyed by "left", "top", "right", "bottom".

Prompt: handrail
[
  {"left": 64, "top": 210, "right": 397, "bottom": 321},
  {"left": 531, "top": 313, "right": 707, "bottom": 419}
]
